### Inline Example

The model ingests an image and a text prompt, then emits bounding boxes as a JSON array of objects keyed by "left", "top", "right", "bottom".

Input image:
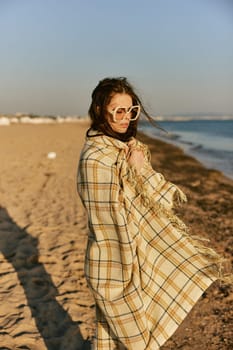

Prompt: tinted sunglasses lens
[
  {"left": 130, "top": 106, "right": 140, "bottom": 120},
  {"left": 114, "top": 107, "right": 127, "bottom": 121}
]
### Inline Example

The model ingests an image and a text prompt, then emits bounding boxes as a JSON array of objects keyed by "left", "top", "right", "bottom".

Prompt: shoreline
[
  {"left": 139, "top": 121, "right": 233, "bottom": 180},
  {"left": 0, "top": 123, "right": 232, "bottom": 349}
]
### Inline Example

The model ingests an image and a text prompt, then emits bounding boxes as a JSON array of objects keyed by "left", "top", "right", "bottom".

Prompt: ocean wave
[{"left": 139, "top": 122, "right": 233, "bottom": 179}]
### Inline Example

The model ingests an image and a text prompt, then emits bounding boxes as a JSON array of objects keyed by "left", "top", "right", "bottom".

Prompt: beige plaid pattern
[{"left": 77, "top": 131, "right": 217, "bottom": 350}]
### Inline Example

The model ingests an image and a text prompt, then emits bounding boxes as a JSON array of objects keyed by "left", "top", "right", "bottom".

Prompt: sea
[{"left": 139, "top": 118, "right": 233, "bottom": 180}]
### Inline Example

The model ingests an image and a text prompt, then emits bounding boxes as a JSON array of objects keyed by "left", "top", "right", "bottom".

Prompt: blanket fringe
[{"left": 127, "top": 165, "right": 232, "bottom": 285}]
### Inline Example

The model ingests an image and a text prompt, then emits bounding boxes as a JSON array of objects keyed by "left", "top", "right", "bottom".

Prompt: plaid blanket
[{"left": 77, "top": 130, "right": 219, "bottom": 350}]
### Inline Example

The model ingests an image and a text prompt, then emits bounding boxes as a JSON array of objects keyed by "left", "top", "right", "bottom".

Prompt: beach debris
[{"left": 47, "top": 152, "right": 57, "bottom": 159}]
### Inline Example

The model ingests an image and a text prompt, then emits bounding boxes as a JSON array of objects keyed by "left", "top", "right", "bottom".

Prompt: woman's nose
[{"left": 124, "top": 112, "right": 131, "bottom": 120}]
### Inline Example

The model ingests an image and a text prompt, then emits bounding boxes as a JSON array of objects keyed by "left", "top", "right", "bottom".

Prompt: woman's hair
[{"left": 88, "top": 77, "right": 158, "bottom": 142}]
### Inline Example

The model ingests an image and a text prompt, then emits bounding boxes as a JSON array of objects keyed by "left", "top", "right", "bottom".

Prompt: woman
[{"left": 77, "top": 77, "right": 223, "bottom": 350}]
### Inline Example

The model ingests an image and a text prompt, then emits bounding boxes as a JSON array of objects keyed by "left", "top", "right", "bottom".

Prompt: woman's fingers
[{"left": 128, "top": 149, "right": 145, "bottom": 173}]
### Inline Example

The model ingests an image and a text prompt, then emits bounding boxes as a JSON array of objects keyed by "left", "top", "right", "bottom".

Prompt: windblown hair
[{"left": 88, "top": 77, "right": 158, "bottom": 142}]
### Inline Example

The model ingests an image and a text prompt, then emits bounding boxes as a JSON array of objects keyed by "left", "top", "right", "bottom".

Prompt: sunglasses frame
[{"left": 109, "top": 105, "right": 141, "bottom": 123}]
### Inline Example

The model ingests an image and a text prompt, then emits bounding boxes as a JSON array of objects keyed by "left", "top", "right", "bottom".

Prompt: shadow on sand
[{"left": 0, "top": 206, "right": 92, "bottom": 350}]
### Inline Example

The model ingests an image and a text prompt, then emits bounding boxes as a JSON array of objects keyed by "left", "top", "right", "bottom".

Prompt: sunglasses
[{"left": 108, "top": 105, "right": 141, "bottom": 123}]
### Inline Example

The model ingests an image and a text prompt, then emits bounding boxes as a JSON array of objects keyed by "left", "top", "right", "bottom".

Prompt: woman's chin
[{"left": 113, "top": 125, "right": 129, "bottom": 133}]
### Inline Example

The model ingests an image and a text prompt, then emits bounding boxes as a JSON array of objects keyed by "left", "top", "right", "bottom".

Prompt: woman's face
[{"left": 106, "top": 93, "right": 133, "bottom": 134}]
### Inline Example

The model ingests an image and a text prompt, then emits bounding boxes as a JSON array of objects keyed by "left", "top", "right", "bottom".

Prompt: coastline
[
  {"left": 0, "top": 123, "right": 232, "bottom": 349},
  {"left": 138, "top": 120, "right": 233, "bottom": 180}
]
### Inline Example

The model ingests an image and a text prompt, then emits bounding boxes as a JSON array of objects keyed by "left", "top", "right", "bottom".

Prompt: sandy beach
[{"left": 0, "top": 122, "right": 232, "bottom": 350}]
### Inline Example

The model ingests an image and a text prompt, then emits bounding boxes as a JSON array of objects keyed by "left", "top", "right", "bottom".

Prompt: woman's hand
[{"left": 127, "top": 140, "right": 145, "bottom": 173}]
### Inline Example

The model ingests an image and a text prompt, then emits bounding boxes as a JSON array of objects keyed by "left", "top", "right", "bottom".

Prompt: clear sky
[{"left": 0, "top": 0, "right": 233, "bottom": 116}]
